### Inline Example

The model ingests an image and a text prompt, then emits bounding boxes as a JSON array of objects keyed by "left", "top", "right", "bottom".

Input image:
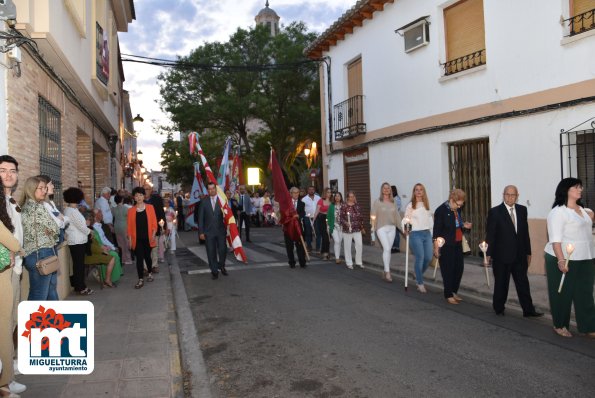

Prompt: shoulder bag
[{"left": 34, "top": 207, "right": 60, "bottom": 275}]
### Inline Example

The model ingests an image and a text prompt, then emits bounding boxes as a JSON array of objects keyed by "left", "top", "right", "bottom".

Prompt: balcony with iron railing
[
  {"left": 442, "top": 49, "right": 486, "bottom": 76},
  {"left": 333, "top": 95, "right": 366, "bottom": 141},
  {"left": 565, "top": 8, "right": 595, "bottom": 36}
]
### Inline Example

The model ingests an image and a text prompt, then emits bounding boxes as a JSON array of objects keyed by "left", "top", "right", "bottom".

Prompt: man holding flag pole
[{"left": 269, "top": 148, "right": 309, "bottom": 268}]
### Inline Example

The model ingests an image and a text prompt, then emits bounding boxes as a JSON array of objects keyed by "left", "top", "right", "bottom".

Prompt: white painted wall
[
  {"left": 325, "top": 0, "right": 595, "bottom": 132},
  {"left": 327, "top": 102, "right": 595, "bottom": 219}
]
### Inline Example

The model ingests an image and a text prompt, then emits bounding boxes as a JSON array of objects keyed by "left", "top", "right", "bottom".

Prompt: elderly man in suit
[
  {"left": 486, "top": 185, "right": 542, "bottom": 317},
  {"left": 237, "top": 185, "right": 254, "bottom": 243},
  {"left": 198, "top": 182, "right": 228, "bottom": 280}
]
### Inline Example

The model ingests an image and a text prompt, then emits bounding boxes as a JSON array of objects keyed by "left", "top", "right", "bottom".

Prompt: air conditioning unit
[{"left": 402, "top": 19, "right": 430, "bottom": 53}]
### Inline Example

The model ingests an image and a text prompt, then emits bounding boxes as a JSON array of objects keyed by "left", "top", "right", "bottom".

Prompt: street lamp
[
  {"left": 304, "top": 141, "right": 317, "bottom": 168},
  {"left": 137, "top": 150, "right": 143, "bottom": 162}
]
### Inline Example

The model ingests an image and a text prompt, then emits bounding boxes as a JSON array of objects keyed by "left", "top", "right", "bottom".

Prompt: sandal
[
  {"left": 77, "top": 288, "right": 94, "bottom": 296},
  {"left": 146, "top": 274, "right": 154, "bottom": 282},
  {"left": 452, "top": 293, "right": 463, "bottom": 302},
  {"left": 103, "top": 281, "right": 115, "bottom": 288},
  {"left": 553, "top": 327, "right": 572, "bottom": 338},
  {"left": 135, "top": 279, "right": 144, "bottom": 289}
]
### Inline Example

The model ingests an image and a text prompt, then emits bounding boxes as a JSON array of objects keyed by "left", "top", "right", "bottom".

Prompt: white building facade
[{"left": 307, "top": 0, "right": 595, "bottom": 273}]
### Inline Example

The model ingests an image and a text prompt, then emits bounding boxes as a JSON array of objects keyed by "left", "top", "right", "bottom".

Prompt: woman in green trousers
[{"left": 544, "top": 177, "right": 595, "bottom": 338}]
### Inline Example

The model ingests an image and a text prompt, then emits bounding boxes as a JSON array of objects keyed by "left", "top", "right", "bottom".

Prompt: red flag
[
  {"left": 269, "top": 149, "right": 302, "bottom": 242},
  {"left": 194, "top": 135, "right": 247, "bottom": 263}
]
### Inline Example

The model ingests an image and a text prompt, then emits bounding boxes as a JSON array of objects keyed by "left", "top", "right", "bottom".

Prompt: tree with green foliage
[{"left": 158, "top": 22, "right": 320, "bottom": 187}]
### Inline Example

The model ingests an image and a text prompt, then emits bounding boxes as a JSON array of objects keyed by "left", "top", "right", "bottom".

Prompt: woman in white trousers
[
  {"left": 340, "top": 191, "right": 364, "bottom": 269},
  {"left": 371, "top": 183, "right": 402, "bottom": 282},
  {"left": 327, "top": 192, "right": 344, "bottom": 263}
]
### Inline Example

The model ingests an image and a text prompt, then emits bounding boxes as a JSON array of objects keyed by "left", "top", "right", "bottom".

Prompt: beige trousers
[{"left": 0, "top": 268, "right": 14, "bottom": 385}]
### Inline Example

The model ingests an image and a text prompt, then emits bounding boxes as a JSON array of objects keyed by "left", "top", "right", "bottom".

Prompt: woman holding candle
[
  {"left": 372, "top": 183, "right": 402, "bottom": 282},
  {"left": 340, "top": 191, "right": 364, "bottom": 269},
  {"left": 403, "top": 183, "right": 434, "bottom": 293},
  {"left": 433, "top": 189, "right": 472, "bottom": 304},
  {"left": 327, "top": 192, "right": 344, "bottom": 264},
  {"left": 544, "top": 178, "right": 595, "bottom": 338},
  {"left": 313, "top": 188, "right": 332, "bottom": 260}
]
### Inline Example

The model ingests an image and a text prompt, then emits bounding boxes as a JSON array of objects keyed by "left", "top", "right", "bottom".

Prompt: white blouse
[
  {"left": 64, "top": 207, "right": 91, "bottom": 245},
  {"left": 402, "top": 202, "right": 433, "bottom": 231},
  {"left": 544, "top": 206, "right": 595, "bottom": 260}
]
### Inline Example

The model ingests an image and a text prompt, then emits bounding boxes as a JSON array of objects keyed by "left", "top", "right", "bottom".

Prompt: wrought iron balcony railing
[
  {"left": 333, "top": 95, "right": 366, "bottom": 141},
  {"left": 565, "top": 8, "right": 595, "bottom": 36},
  {"left": 442, "top": 49, "right": 486, "bottom": 76}
]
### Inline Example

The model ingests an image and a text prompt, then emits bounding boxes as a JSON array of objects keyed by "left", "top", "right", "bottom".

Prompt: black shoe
[
  {"left": 220, "top": 267, "right": 228, "bottom": 276},
  {"left": 246, "top": 239, "right": 252, "bottom": 243},
  {"left": 523, "top": 311, "right": 544, "bottom": 318},
  {"left": 289, "top": 263, "right": 296, "bottom": 268},
  {"left": 211, "top": 271, "right": 219, "bottom": 280},
  {"left": 391, "top": 248, "right": 400, "bottom": 253},
  {"left": 495, "top": 310, "right": 505, "bottom": 316},
  {"left": 300, "top": 263, "right": 307, "bottom": 268}
]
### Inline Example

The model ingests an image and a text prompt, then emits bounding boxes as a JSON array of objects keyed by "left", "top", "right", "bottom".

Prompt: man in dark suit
[
  {"left": 237, "top": 185, "right": 254, "bottom": 242},
  {"left": 284, "top": 187, "right": 307, "bottom": 268},
  {"left": 486, "top": 185, "right": 542, "bottom": 317},
  {"left": 198, "top": 182, "right": 228, "bottom": 280}
]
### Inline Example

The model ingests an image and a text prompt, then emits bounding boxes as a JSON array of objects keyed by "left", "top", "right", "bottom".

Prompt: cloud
[{"left": 121, "top": 0, "right": 354, "bottom": 171}]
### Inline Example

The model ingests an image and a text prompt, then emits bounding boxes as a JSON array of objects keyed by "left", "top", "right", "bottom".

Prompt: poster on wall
[{"left": 95, "top": 22, "right": 109, "bottom": 85}]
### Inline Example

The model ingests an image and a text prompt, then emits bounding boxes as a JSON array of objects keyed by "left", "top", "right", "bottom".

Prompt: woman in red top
[
  {"left": 127, "top": 186, "right": 158, "bottom": 289},
  {"left": 313, "top": 188, "right": 332, "bottom": 260}
]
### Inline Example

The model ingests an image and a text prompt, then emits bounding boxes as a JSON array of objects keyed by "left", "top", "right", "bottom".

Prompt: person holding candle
[
  {"left": 327, "top": 192, "right": 344, "bottom": 264},
  {"left": 340, "top": 191, "right": 364, "bottom": 270},
  {"left": 544, "top": 178, "right": 595, "bottom": 338},
  {"left": 402, "top": 183, "right": 434, "bottom": 293},
  {"left": 485, "top": 185, "right": 542, "bottom": 317},
  {"left": 372, "top": 183, "right": 402, "bottom": 282},
  {"left": 433, "top": 189, "right": 472, "bottom": 304},
  {"left": 313, "top": 188, "right": 332, "bottom": 260}
]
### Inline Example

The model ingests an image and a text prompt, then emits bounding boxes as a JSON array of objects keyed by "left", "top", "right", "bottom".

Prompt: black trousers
[
  {"left": 69, "top": 243, "right": 87, "bottom": 292},
  {"left": 239, "top": 211, "right": 250, "bottom": 240},
  {"left": 439, "top": 243, "right": 464, "bottom": 299},
  {"left": 205, "top": 232, "right": 227, "bottom": 274},
  {"left": 284, "top": 233, "right": 306, "bottom": 267},
  {"left": 492, "top": 258, "right": 535, "bottom": 314},
  {"left": 135, "top": 239, "right": 153, "bottom": 279},
  {"left": 316, "top": 213, "right": 329, "bottom": 254}
]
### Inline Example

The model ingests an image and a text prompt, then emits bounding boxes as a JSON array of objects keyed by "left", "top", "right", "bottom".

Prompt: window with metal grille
[
  {"left": 560, "top": 128, "right": 595, "bottom": 209},
  {"left": 39, "top": 96, "right": 63, "bottom": 209}
]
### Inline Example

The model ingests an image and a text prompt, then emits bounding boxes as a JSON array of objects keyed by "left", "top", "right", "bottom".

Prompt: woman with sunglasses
[
  {"left": 433, "top": 189, "right": 472, "bottom": 304},
  {"left": 20, "top": 176, "right": 60, "bottom": 300}
]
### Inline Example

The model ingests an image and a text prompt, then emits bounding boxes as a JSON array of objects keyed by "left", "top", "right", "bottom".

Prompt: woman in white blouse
[
  {"left": 63, "top": 187, "right": 93, "bottom": 295},
  {"left": 403, "top": 183, "right": 434, "bottom": 293},
  {"left": 544, "top": 178, "right": 595, "bottom": 338}
]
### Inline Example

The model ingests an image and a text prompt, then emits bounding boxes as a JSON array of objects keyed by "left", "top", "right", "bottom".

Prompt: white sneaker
[
  {"left": 9, "top": 380, "right": 26, "bottom": 394},
  {"left": 346, "top": 264, "right": 354, "bottom": 269},
  {"left": 357, "top": 264, "right": 365, "bottom": 269},
  {"left": 417, "top": 284, "right": 427, "bottom": 293}
]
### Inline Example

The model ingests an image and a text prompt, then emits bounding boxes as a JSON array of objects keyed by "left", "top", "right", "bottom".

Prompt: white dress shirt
[
  {"left": 545, "top": 206, "right": 595, "bottom": 260},
  {"left": 505, "top": 204, "right": 517, "bottom": 233},
  {"left": 95, "top": 196, "right": 113, "bottom": 224},
  {"left": 301, "top": 194, "right": 320, "bottom": 217}
]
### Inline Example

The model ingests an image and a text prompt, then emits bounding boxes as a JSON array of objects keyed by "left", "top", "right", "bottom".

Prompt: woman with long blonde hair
[
  {"left": 403, "top": 183, "right": 433, "bottom": 293},
  {"left": 371, "top": 183, "right": 402, "bottom": 282},
  {"left": 20, "top": 176, "right": 60, "bottom": 300}
]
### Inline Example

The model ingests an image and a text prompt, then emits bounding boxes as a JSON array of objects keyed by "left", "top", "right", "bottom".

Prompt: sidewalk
[
  {"left": 338, "top": 237, "right": 551, "bottom": 315},
  {"left": 18, "top": 259, "right": 184, "bottom": 398}
]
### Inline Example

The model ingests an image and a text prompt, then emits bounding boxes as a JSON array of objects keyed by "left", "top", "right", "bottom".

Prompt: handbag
[
  {"left": 462, "top": 235, "right": 471, "bottom": 254},
  {"left": 34, "top": 207, "right": 60, "bottom": 275},
  {"left": 0, "top": 244, "right": 11, "bottom": 271}
]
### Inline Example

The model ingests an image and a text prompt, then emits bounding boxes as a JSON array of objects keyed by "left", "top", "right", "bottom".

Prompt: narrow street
[{"left": 176, "top": 229, "right": 595, "bottom": 397}]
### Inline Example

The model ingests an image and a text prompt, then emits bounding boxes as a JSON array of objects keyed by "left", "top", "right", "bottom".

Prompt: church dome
[{"left": 256, "top": 1, "right": 279, "bottom": 21}]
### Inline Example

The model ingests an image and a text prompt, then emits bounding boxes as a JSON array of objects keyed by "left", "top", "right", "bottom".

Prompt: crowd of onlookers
[{"left": 0, "top": 154, "right": 177, "bottom": 397}]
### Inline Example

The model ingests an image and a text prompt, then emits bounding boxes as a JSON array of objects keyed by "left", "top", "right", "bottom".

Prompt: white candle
[{"left": 347, "top": 211, "right": 352, "bottom": 233}]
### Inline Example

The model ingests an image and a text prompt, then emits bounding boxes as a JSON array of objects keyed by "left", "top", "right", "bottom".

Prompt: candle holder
[
  {"left": 403, "top": 218, "right": 412, "bottom": 291},
  {"left": 479, "top": 241, "right": 490, "bottom": 287},
  {"left": 433, "top": 237, "right": 445, "bottom": 281},
  {"left": 558, "top": 243, "right": 575, "bottom": 293}
]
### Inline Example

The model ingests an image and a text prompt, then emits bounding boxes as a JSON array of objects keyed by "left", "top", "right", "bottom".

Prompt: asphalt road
[{"left": 177, "top": 228, "right": 595, "bottom": 398}]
